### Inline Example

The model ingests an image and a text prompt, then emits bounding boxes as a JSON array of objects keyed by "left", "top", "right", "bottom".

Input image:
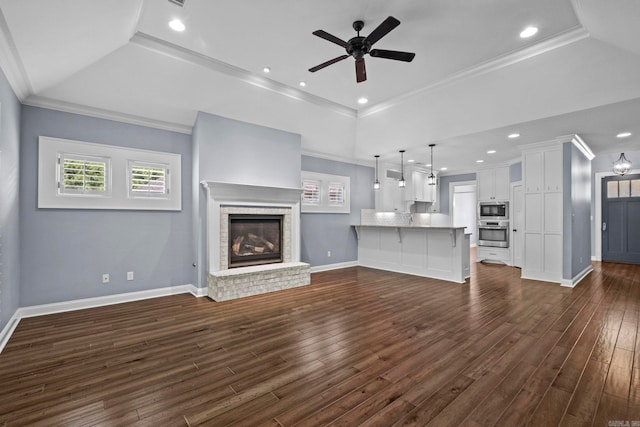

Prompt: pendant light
[
  {"left": 398, "top": 150, "right": 406, "bottom": 188},
  {"left": 373, "top": 155, "right": 380, "bottom": 190},
  {"left": 613, "top": 153, "right": 632, "bottom": 176},
  {"left": 428, "top": 144, "right": 436, "bottom": 185}
]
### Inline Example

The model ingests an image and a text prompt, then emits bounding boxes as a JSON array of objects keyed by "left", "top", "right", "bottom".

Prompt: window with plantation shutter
[
  {"left": 129, "top": 162, "right": 169, "bottom": 198},
  {"left": 328, "top": 182, "right": 345, "bottom": 206},
  {"left": 301, "top": 171, "right": 350, "bottom": 213},
  {"left": 302, "top": 179, "right": 321, "bottom": 205},
  {"left": 58, "top": 153, "right": 110, "bottom": 196}
]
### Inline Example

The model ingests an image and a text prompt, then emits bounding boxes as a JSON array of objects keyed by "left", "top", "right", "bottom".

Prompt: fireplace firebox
[{"left": 228, "top": 214, "right": 283, "bottom": 268}]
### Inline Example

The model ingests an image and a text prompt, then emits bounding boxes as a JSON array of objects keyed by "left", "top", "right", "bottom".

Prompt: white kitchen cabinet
[
  {"left": 376, "top": 175, "right": 405, "bottom": 212},
  {"left": 522, "top": 146, "right": 563, "bottom": 282},
  {"left": 477, "top": 246, "right": 511, "bottom": 264},
  {"left": 477, "top": 166, "right": 510, "bottom": 201},
  {"left": 404, "top": 168, "right": 437, "bottom": 203}
]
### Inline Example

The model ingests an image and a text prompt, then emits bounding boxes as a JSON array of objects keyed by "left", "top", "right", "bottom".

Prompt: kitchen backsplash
[{"left": 360, "top": 209, "right": 432, "bottom": 226}]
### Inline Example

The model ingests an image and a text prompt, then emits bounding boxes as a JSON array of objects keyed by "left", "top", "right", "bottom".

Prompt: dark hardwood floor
[{"left": 0, "top": 260, "right": 639, "bottom": 426}]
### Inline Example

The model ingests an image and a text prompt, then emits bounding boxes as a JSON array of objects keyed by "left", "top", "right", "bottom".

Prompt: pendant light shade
[
  {"left": 613, "top": 153, "right": 632, "bottom": 176},
  {"left": 428, "top": 144, "right": 436, "bottom": 185},
  {"left": 373, "top": 155, "right": 380, "bottom": 190},
  {"left": 398, "top": 150, "right": 406, "bottom": 188}
]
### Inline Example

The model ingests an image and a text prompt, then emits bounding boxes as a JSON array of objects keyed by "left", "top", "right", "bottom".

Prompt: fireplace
[
  {"left": 202, "top": 181, "right": 310, "bottom": 301},
  {"left": 228, "top": 214, "right": 283, "bottom": 268}
]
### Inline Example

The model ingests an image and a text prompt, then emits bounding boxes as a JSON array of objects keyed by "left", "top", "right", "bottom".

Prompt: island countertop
[{"left": 352, "top": 224, "right": 466, "bottom": 230}]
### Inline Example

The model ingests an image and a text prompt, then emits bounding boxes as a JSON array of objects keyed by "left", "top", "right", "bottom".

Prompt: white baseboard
[
  {"left": 310, "top": 261, "right": 358, "bottom": 273},
  {"left": 0, "top": 311, "right": 22, "bottom": 355},
  {"left": 561, "top": 265, "right": 594, "bottom": 288},
  {"left": 0, "top": 284, "right": 205, "bottom": 354}
]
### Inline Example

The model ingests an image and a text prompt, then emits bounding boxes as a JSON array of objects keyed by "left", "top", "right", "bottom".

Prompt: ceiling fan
[{"left": 309, "top": 16, "right": 416, "bottom": 83}]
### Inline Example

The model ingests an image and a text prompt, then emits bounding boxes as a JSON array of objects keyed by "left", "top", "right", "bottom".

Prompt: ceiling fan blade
[
  {"left": 369, "top": 49, "right": 416, "bottom": 62},
  {"left": 309, "top": 55, "right": 349, "bottom": 72},
  {"left": 355, "top": 57, "right": 367, "bottom": 83},
  {"left": 363, "top": 16, "right": 400, "bottom": 46},
  {"left": 312, "top": 30, "right": 348, "bottom": 48}
]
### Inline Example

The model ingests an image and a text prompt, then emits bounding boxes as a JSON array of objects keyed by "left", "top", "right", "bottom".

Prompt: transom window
[{"left": 607, "top": 179, "right": 640, "bottom": 198}]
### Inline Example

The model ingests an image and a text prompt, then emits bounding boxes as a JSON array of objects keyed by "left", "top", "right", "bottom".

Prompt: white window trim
[
  {"left": 38, "top": 136, "right": 182, "bottom": 211},
  {"left": 301, "top": 171, "right": 350, "bottom": 214}
]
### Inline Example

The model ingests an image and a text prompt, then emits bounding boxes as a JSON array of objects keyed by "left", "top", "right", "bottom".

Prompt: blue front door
[{"left": 602, "top": 174, "right": 640, "bottom": 264}]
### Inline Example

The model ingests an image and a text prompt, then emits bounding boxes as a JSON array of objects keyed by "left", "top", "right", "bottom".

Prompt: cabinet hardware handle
[{"left": 602, "top": 222, "right": 607, "bottom": 231}]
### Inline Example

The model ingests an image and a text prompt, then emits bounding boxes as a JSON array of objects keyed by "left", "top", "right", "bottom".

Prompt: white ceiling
[{"left": 1, "top": 0, "right": 639, "bottom": 173}]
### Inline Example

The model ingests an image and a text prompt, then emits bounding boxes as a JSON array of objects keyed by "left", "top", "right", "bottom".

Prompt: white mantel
[{"left": 200, "top": 180, "right": 304, "bottom": 275}]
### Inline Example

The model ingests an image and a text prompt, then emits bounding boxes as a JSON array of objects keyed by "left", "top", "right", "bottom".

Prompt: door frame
[
  {"left": 510, "top": 181, "right": 523, "bottom": 268},
  {"left": 449, "top": 180, "right": 477, "bottom": 246},
  {"left": 594, "top": 168, "right": 640, "bottom": 261}
]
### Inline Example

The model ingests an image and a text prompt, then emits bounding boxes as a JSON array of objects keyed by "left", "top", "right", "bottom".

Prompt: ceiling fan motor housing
[{"left": 347, "top": 37, "right": 371, "bottom": 58}]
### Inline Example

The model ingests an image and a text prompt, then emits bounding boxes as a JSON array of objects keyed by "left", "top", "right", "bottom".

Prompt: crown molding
[
  {"left": 359, "top": 26, "right": 590, "bottom": 118},
  {"left": 130, "top": 32, "right": 357, "bottom": 119},
  {"left": 302, "top": 149, "right": 374, "bottom": 168},
  {"left": 0, "top": 7, "right": 33, "bottom": 100},
  {"left": 23, "top": 95, "right": 193, "bottom": 134}
]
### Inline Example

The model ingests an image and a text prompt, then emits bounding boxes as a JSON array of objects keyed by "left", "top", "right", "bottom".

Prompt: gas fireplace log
[
  {"left": 247, "top": 233, "right": 276, "bottom": 251},
  {"left": 232, "top": 235, "right": 245, "bottom": 255}
]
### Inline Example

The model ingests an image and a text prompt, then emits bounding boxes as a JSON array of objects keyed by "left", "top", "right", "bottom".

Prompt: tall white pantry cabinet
[{"left": 522, "top": 144, "right": 563, "bottom": 283}]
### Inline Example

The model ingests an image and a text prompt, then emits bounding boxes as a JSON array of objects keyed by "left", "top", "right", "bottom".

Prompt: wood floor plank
[{"left": 1, "top": 262, "right": 639, "bottom": 425}]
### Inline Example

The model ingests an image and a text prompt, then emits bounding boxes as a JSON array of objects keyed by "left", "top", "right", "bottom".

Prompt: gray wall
[
  {"left": 510, "top": 162, "right": 522, "bottom": 182},
  {"left": 563, "top": 143, "right": 592, "bottom": 280},
  {"left": 20, "top": 106, "right": 194, "bottom": 306},
  {"left": 193, "top": 112, "right": 302, "bottom": 286},
  {"left": 0, "top": 67, "right": 21, "bottom": 331},
  {"left": 301, "top": 156, "right": 374, "bottom": 266}
]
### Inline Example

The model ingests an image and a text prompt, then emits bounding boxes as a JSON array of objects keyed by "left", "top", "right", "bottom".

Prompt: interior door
[
  {"left": 512, "top": 184, "right": 524, "bottom": 268},
  {"left": 602, "top": 174, "right": 640, "bottom": 264}
]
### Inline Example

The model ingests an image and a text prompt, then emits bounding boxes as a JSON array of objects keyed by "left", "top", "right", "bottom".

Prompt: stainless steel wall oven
[{"left": 478, "top": 220, "right": 509, "bottom": 248}]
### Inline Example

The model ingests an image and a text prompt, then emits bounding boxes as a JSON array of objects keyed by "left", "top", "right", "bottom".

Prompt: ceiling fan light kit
[{"left": 309, "top": 16, "right": 416, "bottom": 83}]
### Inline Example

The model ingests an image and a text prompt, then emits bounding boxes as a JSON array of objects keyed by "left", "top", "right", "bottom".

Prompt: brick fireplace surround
[{"left": 201, "top": 181, "right": 310, "bottom": 301}]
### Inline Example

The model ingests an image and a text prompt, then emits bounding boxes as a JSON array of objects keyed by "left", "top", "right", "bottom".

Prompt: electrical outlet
[
  {"left": 127, "top": 271, "right": 134, "bottom": 281},
  {"left": 327, "top": 251, "right": 331, "bottom": 257},
  {"left": 102, "top": 273, "right": 110, "bottom": 284}
]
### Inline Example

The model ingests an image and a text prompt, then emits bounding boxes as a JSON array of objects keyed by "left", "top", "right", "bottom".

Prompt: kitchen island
[{"left": 353, "top": 225, "right": 470, "bottom": 283}]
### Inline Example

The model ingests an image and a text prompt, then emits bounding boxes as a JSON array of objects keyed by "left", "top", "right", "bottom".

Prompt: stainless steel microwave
[{"left": 478, "top": 201, "right": 509, "bottom": 220}]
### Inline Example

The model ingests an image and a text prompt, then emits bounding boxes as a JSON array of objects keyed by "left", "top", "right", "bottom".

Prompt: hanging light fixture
[
  {"left": 373, "top": 155, "right": 381, "bottom": 190},
  {"left": 428, "top": 144, "right": 436, "bottom": 185},
  {"left": 613, "top": 153, "right": 632, "bottom": 176},
  {"left": 398, "top": 150, "right": 406, "bottom": 188}
]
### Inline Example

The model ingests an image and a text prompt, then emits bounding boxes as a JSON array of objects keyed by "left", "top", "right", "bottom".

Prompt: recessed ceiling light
[
  {"left": 616, "top": 132, "right": 632, "bottom": 138},
  {"left": 476, "top": 160, "right": 484, "bottom": 163},
  {"left": 508, "top": 133, "right": 520, "bottom": 139},
  {"left": 299, "top": 81, "right": 307, "bottom": 87},
  {"left": 425, "top": 163, "right": 432, "bottom": 167},
  {"left": 408, "top": 159, "right": 415, "bottom": 163},
  {"left": 168, "top": 19, "right": 185, "bottom": 32},
  {"left": 487, "top": 150, "right": 497, "bottom": 154},
  {"left": 358, "top": 97, "right": 368, "bottom": 105},
  {"left": 520, "top": 26, "right": 538, "bottom": 38},
  {"left": 263, "top": 67, "right": 271, "bottom": 73},
  {"left": 440, "top": 167, "right": 448, "bottom": 171}
]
